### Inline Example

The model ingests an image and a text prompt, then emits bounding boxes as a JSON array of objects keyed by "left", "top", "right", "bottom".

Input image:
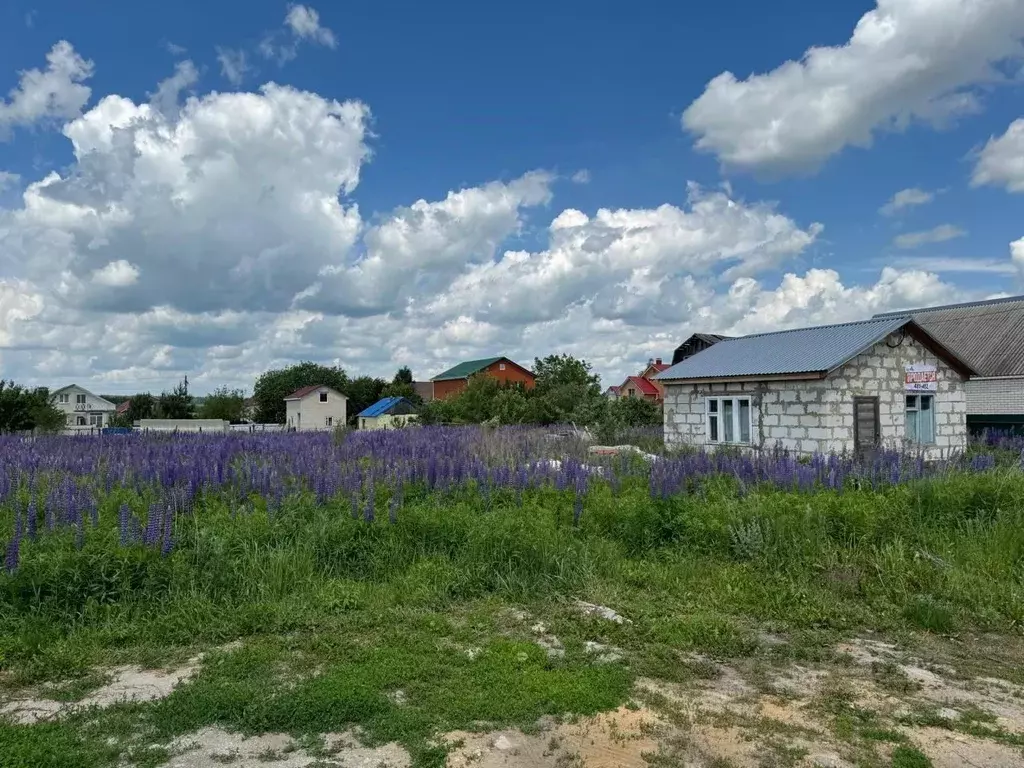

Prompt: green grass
[{"left": 1, "top": 470, "right": 1024, "bottom": 765}]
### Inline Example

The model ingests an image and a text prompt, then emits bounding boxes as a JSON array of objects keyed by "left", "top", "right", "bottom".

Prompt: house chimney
[{"left": 655, "top": 358, "right": 662, "bottom": 365}]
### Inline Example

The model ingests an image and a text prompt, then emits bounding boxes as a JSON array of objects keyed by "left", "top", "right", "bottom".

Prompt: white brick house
[
  {"left": 50, "top": 384, "right": 116, "bottom": 430},
  {"left": 655, "top": 317, "right": 975, "bottom": 459},
  {"left": 284, "top": 385, "right": 347, "bottom": 431},
  {"left": 875, "top": 296, "right": 1024, "bottom": 433}
]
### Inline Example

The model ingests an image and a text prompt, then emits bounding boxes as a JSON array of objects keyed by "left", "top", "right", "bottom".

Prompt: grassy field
[{"left": 1, "top": 430, "right": 1023, "bottom": 767}]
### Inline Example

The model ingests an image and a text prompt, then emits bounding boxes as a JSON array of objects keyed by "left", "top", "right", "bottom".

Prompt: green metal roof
[{"left": 431, "top": 357, "right": 503, "bottom": 381}]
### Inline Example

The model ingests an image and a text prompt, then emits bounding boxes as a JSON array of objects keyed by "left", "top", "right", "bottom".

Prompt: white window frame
[
  {"left": 499, "top": 363, "right": 506, "bottom": 370},
  {"left": 76, "top": 393, "right": 87, "bottom": 405},
  {"left": 325, "top": 416, "right": 333, "bottom": 427},
  {"left": 319, "top": 391, "right": 328, "bottom": 403},
  {"left": 905, "top": 394, "right": 936, "bottom": 445},
  {"left": 58, "top": 393, "right": 69, "bottom": 404},
  {"left": 705, "top": 396, "right": 753, "bottom": 445}
]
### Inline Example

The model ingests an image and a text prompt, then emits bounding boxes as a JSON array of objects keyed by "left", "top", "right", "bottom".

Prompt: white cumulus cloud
[
  {"left": 0, "top": 41, "right": 982, "bottom": 392},
  {"left": 682, "top": 0, "right": 1024, "bottom": 175},
  {"left": 0, "top": 41, "right": 94, "bottom": 138},
  {"left": 972, "top": 118, "right": 1024, "bottom": 192}
]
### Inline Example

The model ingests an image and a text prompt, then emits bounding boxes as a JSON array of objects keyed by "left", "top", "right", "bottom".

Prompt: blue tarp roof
[
  {"left": 655, "top": 317, "right": 950, "bottom": 381},
  {"left": 357, "top": 396, "right": 411, "bottom": 418}
]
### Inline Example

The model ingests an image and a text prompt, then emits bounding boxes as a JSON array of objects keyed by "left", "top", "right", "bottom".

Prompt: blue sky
[{"left": 0, "top": 0, "right": 1022, "bottom": 393}]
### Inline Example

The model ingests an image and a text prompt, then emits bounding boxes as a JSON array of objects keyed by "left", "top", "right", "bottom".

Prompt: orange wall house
[{"left": 431, "top": 357, "right": 536, "bottom": 400}]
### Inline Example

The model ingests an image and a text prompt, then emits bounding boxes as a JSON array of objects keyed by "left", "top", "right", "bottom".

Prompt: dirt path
[{"left": 3, "top": 635, "right": 1023, "bottom": 766}]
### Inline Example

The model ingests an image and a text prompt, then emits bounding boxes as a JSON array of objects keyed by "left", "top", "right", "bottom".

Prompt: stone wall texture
[
  {"left": 965, "top": 378, "right": 1024, "bottom": 415},
  {"left": 663, "top": 332, "right": 967, "bottom": 459}
]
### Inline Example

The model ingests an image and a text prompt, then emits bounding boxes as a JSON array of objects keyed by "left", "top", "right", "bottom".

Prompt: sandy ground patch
[
  {"left": 0, "top": 658, "right": 200, "bottom": 724},
  {"left": 165, "top": 728, "right": 410, "bottom": 768}
]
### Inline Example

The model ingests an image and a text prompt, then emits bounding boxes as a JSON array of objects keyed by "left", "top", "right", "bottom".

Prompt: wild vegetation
[{"left": 0, "top": 428, "right": 1022, "bottom": 766}]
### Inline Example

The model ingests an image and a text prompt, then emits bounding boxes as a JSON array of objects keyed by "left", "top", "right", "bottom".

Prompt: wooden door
[{"left": 853, "top": 396, "right": 880, "bottom": 457}]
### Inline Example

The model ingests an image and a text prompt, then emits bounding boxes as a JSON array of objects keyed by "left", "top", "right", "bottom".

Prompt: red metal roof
[
  {"left": 625, "top": 376, "right": 659, "bottom": 396},
  {"left": 284, "top": 384, "right": 327, "bottom": 400},
  {"left": 116, "top": 400, "right": 131, "bottom": 415}
]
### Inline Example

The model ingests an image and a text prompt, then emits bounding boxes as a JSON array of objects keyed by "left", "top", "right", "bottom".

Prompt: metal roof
[
  {"left": 357, "top": 396, "right": 414, "bottom": 418},
  {"left": 873, "top": 296, "right": 1024, "bottom": 377},
  {"left": 655, "top": 317, "right": 921, "bottom": 381},
  {"left": 431, "top": 357, "right": 503, "bottom": 381}
]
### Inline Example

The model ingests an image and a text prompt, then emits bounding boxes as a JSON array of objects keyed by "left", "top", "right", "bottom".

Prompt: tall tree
[
  {"left": 158, "top": 378, "right": 194, "bottom": 420},
  {"left": 253, "top": 362, "right": 349, "bottom": 424},
  {"left": 345, "top": 376, "right": 387, "bottom": 424},
  {"left": 381, "top": 366, "right": 420, "bottom": 404},
  {"left": 393, "top": 366, "right": 413, "bottom": 386},
  {"left": 199, "top": 386, "right": 246, "bottom": 423},
  {"left": 127, "top": 393, "right": 157, "bottom": 422},
  {"left": 0, "top": 381, "right": 66, "bottom": 433},
  {"left": 532, "top": 354, "right": 603, "bottom": 424}
]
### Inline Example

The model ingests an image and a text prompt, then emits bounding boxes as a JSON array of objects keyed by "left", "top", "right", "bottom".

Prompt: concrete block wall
[
  {"left": 966, "top": 378, "right": 1024, "bottom": 415},
  {"left": 663, "top": 331, "right": 967, "bottom": 458},
  {"left": 825, "top": 334, "right": 966, "bottom": 459}
]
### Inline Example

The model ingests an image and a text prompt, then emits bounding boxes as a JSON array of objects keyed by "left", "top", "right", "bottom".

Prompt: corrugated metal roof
[
  {"left": 431, "top": 357, "right": 503, "bottom": 382},
  {"left": 874, "top": 296, "right": 1024, "bottom": 377},
  {"left": 655, "top": 317, "right": 913, "bottom": 381},
  {"left": 357, "top": 396, "right": 411, "bottom": 418}
]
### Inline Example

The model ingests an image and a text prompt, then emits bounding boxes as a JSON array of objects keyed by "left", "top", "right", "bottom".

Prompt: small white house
[
  {"left": 655, "top": 317, "right": 976, "bottom": 459},
  {"left": 284, "top": 385, "right": 347, "bottom": 431},
  {"left": 50, "top": 384, "right": 116, "bottom": 430}
]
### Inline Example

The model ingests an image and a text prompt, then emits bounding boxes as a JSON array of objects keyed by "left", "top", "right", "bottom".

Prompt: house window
[
  {"left": 325, "top": 416, "right": 333, "bottom": 427},
  {"left": 76, "top": 416, "right": 86, "bottom": 426},
  {"left": 706, "top": 396, "right": 752, "bottom": 444},
  {"left": 906, "top": 394, "right": 935, "bottom": 445},
  {"left": 89, "top": 414, "right": 101, "bottom": 426},
  {"left": 76, "top": 394, "right": 86, "bottom": 405},
  {"left": 499, "top": 363, "right": 506, "bottom": 370},
  {"left": 58, "top": 393, "right": 69, "bottom": 404},
  {"left": 319, "top": 392, "right": 328, "bottom": 402}
]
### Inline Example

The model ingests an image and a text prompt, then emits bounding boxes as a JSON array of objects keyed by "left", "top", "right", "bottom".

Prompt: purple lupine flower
[
  {"left": 25, "top": 499, "right": 36, "bottom": 541},
  {"left": 4, "top": 512, "right": 22, "bottom": 574},
  {"left": 118, "top": 503, "right": 131, "bottom": 546}
]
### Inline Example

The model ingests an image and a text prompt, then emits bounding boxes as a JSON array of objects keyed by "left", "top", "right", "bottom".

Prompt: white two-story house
[{"left": 51, "top": 385, "right": 117, "bottom": 430}]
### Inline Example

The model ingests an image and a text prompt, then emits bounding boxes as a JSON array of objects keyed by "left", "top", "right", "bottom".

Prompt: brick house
[
  {"left": 874, "top": 296, "right": 1024, "bottom": 433},
  {"left": 430, "top": 357, "right": 536, "bottom": 400},
  {"left": 618, "top": 358, "right": 669, "bottom": 403},
  {"left": 655, "top": 317, "right": 975, "bottom": 458}
]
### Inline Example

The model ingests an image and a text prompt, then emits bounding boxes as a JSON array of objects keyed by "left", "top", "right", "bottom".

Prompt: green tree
[
  {"left": 532, "top": 354, "right": 604, "bottom": 425},
  {"left": 199, "top": 386, "right": 246, "bottom": 423},
  {"left": 0, "top": 381, "right": 66, "bottom": 433},
  {"left": 345, "top": 376, "right": 387, "bottom": 424},
  {"left": 157, "top": 378, "right": 194, "bottom": 420},
  {"left": 127, "top": 393, "right": 157, "bottom": 422},
  {"left": 253, "top": 362, "right": 350, "bottom": 424},
  {"left": 393, "top": 366, "right": 413, "bottom": 386},
  {"left": 381, "top": 366, "right": 421, "bottom": 405}
]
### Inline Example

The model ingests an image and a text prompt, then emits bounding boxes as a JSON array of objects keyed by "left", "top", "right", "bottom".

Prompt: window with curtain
[
  {"left": 905, "top": 394, "right": 935, "bottom": 444},
  {"left": 705, "top": 396, "right": 753, "bottom": 444}
]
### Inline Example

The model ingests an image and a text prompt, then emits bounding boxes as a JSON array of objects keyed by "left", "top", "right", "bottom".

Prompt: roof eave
[{"left": 661, "top": 371, "right": 829, "bottom": 385}]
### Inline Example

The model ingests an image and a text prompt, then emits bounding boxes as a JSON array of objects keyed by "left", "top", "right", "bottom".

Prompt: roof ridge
[
  {"left": 723, "top": 315, "right": 904, "bottom": 342},
  {"left": 874, "top": 294, "right": 1024, "bottom": 317}
]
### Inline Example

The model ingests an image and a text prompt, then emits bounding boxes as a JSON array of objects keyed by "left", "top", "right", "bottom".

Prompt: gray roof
[
  {"left": 655, "top": 316, "right": 971, "bottom": 382},
  {"left": 874, "top": 296, "right": 1024, "bottom": 377}
]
